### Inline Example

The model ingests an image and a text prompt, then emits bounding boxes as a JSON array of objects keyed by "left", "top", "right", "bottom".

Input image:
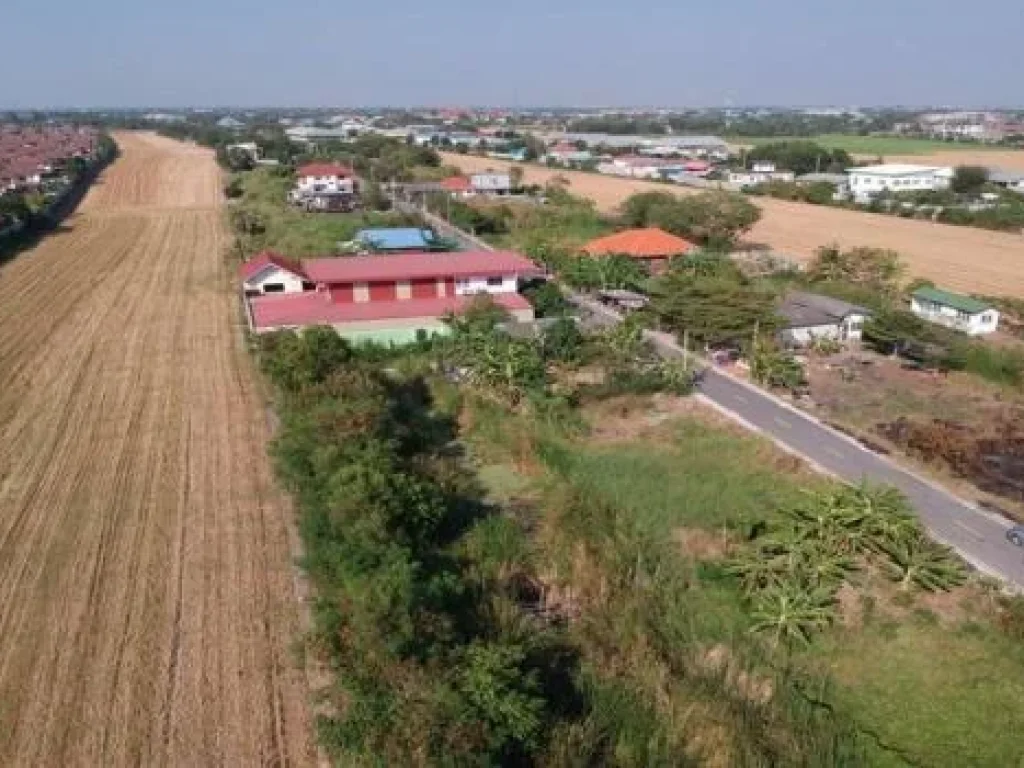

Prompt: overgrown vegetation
[
  {"left": 230, "top": 167, "right": 419, "bottom": 256},
  {"left": 619, "top": 190, "right": 761, "bottom": 249}
]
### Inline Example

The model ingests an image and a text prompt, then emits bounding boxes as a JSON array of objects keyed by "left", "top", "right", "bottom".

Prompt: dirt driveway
[
  {"left": 0, "top": 133, "right": 314, "bottom": 765},
  {"left": 442, "top": 152, "right": 1024, "bottom": 297}
]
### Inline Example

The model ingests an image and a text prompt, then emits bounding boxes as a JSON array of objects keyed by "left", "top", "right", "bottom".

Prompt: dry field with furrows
[
  {"left": 442, "top": 152, "right": 1024, "bottom": 297},
  {"left": 0, "top": 133, "right": 315, "bottom": 766}
]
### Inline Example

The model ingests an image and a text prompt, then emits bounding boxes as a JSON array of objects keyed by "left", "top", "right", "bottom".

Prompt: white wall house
[
  {"left": 910, "top": 287, "right": 999, "bottom": 336},
  {"left": 470, "top": 172, "right": 512, "bottom": 194},
  {"left": 847, "top": 164, "right": 952, "bottom": 202},
  {"left": 294, "top": 163, "right": 356, "bottom": 195},
  {"left": 728, "top": 162, "right": 796, "bottom": 186},
  {"left": 454, "top": 275, "right": 518, "bottom": 296},
  {"left": 241, "top": 257, "right": 309, "bottom": 295},
  {"left": 598, "top": 156, "right": 685, "bottom": 180},
  {"left": 778, "top": 291, "right": 870, "bottom": 347}
]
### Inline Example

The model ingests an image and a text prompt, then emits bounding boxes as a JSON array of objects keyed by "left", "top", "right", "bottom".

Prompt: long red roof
[
  {"left": 250, "top": 291, "right": 530, "bottom": 330},
  {"left": 302, "top": 251, "right": 540, "bottom": 284},
  {"left": 296, "top": 162, "right": 354, "bottom": 178}
]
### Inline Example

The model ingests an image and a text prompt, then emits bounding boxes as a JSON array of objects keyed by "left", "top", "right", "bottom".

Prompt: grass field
[
  {"left": 0, "top": 133, "right": 314, "bottom": 765},
  {"left": 467, "top": 393, "right": 1024, "bottom": 766},
  {"left": 733, "top": 134, "right": 1009, "bottom": 156},
  {"left": 232, "top": 167, "right": 417, "bottom": 256}
]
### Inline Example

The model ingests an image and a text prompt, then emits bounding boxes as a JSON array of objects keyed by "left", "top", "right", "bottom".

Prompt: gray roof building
[{"left": 779, "top": 291, "right": 870, "bottom": 329}]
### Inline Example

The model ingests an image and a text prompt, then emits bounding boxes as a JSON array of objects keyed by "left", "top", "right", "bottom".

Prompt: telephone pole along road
[{"left": 575, "top": 295, "right": 1024, "bottom": 590}]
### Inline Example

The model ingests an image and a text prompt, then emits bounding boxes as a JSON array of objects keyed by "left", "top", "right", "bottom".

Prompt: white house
[
  {"left": 240, "top": 252, "right": 310, "bottom": 295},
  {"left": 777, "top": 291, "right": 871, "bottom": 347},
  {"left": 598, "top": 156, "right": 686, "bottom": 180},
  {"left": 847, "top": 164, "right": 952, "bottom": 202},
  {"left": 910, "top": 286, "right": 999, "bottom": 336},
  {"left": 293, "top": 163, "right": 357, "bottom": 195},
  {"left": 727, "top": 162, "right": 796, "bottom": 186},
  {"left": 470, "top": 172, "right": 511, "bottom": 194},
  {"left": 988, "top": 168, "right": 1024, "bottom": 194}
]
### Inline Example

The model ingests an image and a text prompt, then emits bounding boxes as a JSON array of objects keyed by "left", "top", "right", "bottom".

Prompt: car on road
[{"left": 1007, "top": 525, "right": 1024, "bottom": 547}]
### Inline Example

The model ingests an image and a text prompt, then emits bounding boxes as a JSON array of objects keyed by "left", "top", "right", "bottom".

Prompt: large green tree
[
  {"left": 649, "top": 259, "right": 779, "bottom": 346},
  {"left": 747, "top": 140, "right": 852, "bottom": 175}
]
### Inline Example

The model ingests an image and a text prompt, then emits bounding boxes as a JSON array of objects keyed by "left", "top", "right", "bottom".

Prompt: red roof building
[
  {"left": 241, "top": 250, "right": 540, "bottom": 341},
  {"left": 582, "top": 227, "right": 697, "bottom": 274},
  {"left": 295, "top": 163, "right": 355, "bottom": 179},
  {"left": 440, "top": 176, "right": 472, "bottom": 193}
]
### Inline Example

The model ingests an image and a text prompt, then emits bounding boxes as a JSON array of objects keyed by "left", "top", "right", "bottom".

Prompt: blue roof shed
[{"left": 356, "top": 227, "right": 437, "bottom": 252}]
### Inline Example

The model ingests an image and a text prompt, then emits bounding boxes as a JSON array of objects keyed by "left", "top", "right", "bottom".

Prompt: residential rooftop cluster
[{"left": 0, "top": 125, "right": 100, "bottom": 192}]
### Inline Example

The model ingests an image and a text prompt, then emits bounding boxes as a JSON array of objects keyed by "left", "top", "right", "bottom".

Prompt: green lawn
[
  {"left": 233, "top": 168, "right": 419, "bottom": 256},
  {"left": 561, "top": 419, "right": 815, "bottom": 533},
  {"left": 732, "top": 134, "right": 1008, "bottom": 156},
  {"left": 813, "top": 618, "right": 1024, "bottom": 766},
  {"left": 511, "top": 411, "right": 1024, "bottom": 765}
]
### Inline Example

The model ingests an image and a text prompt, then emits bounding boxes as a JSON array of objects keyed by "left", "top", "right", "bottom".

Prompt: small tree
[
  {"left": 951, "top": 165, "right": 989, "bottom": 195},
  {"left": 509, "top": 165, "right": 525, "bottom": 191}
]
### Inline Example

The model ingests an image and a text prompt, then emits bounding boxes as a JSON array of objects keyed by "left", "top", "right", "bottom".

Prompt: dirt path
[
  {"left": 442, "top": 153, "right": 1024, "bottom": 297},
  {"left": 0, "top": 133, "right": 315, "bottom": 766}
]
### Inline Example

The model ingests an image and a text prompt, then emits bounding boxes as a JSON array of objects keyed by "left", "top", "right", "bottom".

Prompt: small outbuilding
[{"left": 910, "top": 286, "right": 999, "bottom": 336}]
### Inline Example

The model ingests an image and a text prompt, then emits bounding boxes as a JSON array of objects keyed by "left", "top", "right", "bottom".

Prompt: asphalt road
[
  {"left": 574, "top": 296, "right": 1024, "bottom": 588},
  {"left": 389, "top": 195, "right": 1024, "bottom": 588}
]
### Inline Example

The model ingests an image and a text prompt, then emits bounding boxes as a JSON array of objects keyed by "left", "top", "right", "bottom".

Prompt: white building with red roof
[
  {"left": 294, "top": 162, "right": 357, "bottom": 195},
  {"left": 240, "top": 249, "right": 540, "bottom": 343}
]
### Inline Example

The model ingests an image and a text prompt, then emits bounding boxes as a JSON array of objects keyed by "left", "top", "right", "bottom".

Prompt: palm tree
[{"left": 749, "top": 586, "right": 836, "bottom": 650}]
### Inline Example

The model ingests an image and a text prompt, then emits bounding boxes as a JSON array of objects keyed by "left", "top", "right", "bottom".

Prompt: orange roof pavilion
[{"left": 583, "top": 227, "right": 697, "bottom": 259}]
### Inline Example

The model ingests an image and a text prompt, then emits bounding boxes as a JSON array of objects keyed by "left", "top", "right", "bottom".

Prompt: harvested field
[
  {"left": 0, "top": 133, "right": 314, "bottom": 765},
  {"left": 442, "top": 152, "right": 1024, "bottom": 297}
]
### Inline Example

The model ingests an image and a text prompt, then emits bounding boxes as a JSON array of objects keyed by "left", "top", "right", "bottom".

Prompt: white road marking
[
  {"left": 773, "top": 416, "right": 792, "bottom": 429},
  {"left": 953, "top": 519, "right": 985, "bottom": 540}
]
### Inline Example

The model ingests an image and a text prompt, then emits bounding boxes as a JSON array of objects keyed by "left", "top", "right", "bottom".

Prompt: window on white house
[
  {"left": 486, "top": 276, "right": 504, "bottom": 287},
  {"left": 981, "top": 313, "right": 994, "bottom": 324},
  {"left": 263, "top": 283, "right": 285, "bottom": 293}
]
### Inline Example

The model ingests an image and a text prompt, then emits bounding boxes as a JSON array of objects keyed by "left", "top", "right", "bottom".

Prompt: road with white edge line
[
  {"left": 575, "top": 294, "right": 1024, "bottom": 590},
  {"left": 399, "top": 197, "right": 1024, "bottom": 588}
]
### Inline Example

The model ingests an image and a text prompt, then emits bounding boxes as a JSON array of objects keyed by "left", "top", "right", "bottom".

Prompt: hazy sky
[{"left": 3, "top": 0, "right": 1022, "bottom": 108}]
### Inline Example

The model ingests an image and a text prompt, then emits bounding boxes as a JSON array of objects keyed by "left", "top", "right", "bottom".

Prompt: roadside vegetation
[{"left": 253, "top": 302, "right": 1024, "bottom": 764}]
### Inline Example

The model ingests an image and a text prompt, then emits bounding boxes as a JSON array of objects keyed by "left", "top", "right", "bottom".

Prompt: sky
[{"left": 2, "top": 0, "right": 1022, "bottom": 109}]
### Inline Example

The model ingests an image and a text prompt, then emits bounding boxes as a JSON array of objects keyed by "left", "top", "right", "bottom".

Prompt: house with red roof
[
  {"left": 240, "top": 249, "right": 541, "bottom": 343},
  {"left": 440, "top": 172, "right": 512, "bottom": 197},
  {"left": 582, "top": 227, "right": 697, "bottom": 274},
  {"left": 289, "top": 162, "right": 359, "bottom": 211}
]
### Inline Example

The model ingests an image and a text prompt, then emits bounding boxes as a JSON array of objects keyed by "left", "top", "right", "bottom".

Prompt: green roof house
[{"left": 910, "top": 286, "right": 999, "bottom": 336}]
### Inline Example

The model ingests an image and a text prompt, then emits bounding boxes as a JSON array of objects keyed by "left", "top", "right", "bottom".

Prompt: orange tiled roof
[{"left": 583, "top": 227, "right": 696, "bottom": 258}]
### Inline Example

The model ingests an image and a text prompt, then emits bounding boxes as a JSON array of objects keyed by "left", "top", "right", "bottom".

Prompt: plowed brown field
[
  {"left": 442, "top": 153, "right": 1024, "bottom": 297},
  {"left": 0, "top": 133, "right": 315, "bottom": 766}
]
